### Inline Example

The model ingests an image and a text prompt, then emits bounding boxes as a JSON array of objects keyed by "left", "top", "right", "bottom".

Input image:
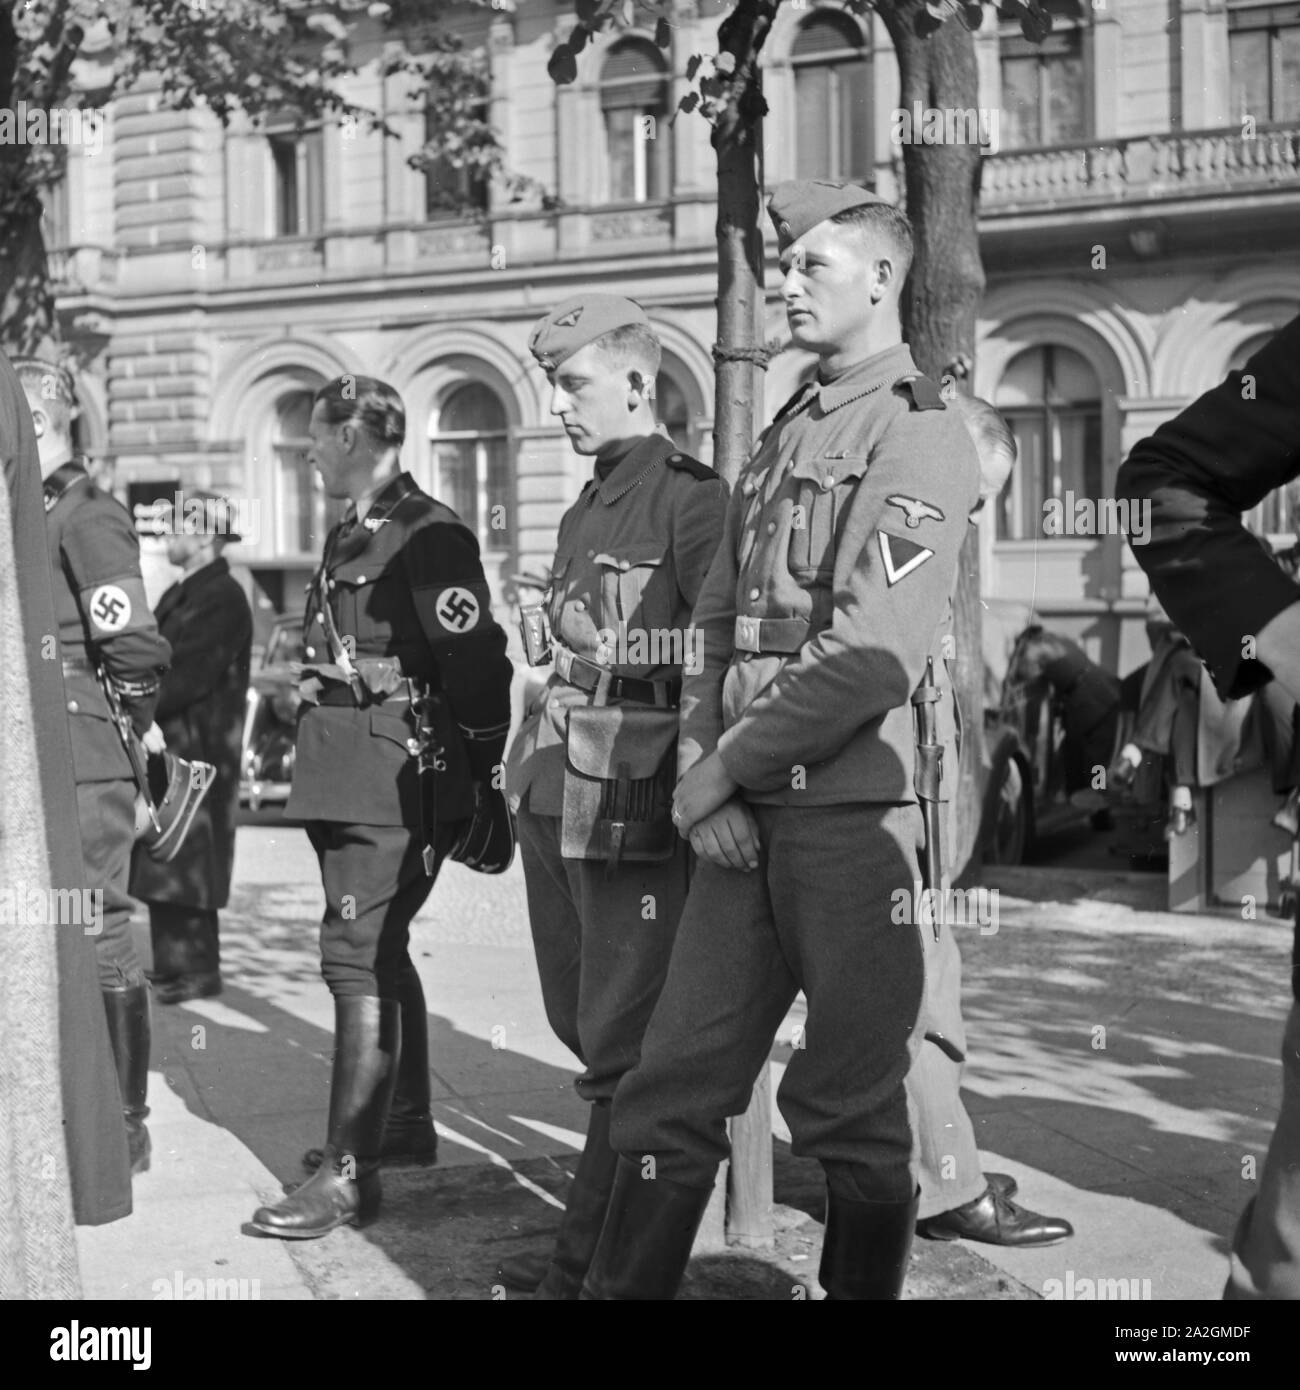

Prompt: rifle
[
  {"left": 97, "top": 665, "right": 161, "bottom": 835},
  {"left": 911, "top": 655, "right": 944, "bottom": 941}
]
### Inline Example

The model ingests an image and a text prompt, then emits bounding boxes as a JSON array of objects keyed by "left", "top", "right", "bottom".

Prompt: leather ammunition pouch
[{"left": 561, "top": 705, "right": 679, "bottom": 869}]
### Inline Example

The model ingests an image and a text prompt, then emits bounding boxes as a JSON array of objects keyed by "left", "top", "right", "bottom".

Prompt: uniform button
[
  {"left": 749, "top": 587, "right": 761, "bottom": 601},
  {"left": 619, "top": 560, "right": 631, "bottom": 571},
  {"left": 67, "top": 699, "right": 79, "bottom": 713},
  {"left": 305, "top": 646, "right": 316, "bottom": 659},
  {"left": 356, "top": 575, "right": 366, "bottom": 585},
  {"left": 825, "top": 474, "right": 834, "bottom": 486},
  {"left": 328, "top": 579, "right": 337, "bottom": 590},
  {"left": 573, "top": 600, "right": 585, "bottom": 612},
  {"left": 767, "top": 520, "right": 777, "bottom": 535}
]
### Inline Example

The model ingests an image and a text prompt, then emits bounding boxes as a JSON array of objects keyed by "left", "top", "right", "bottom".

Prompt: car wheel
[{"left": 986, "top": 754, "right": 1031, "bottom": 866}]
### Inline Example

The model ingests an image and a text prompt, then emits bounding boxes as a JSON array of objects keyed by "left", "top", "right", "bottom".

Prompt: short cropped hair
[
  {"left": 313, "top": 374, "right": 406, "bottom": 449},
  {"left": 953, "top": 394, "right": 1017, "bottom": 502},
  {"left": 14, "top": 357, "right": 75, "bottom": 436},
  {"left": 587, "top": 324, "right": 662, "bottom": 382},
  {"left": 829, "top": 203, "right": 915, "bottom": 284}
]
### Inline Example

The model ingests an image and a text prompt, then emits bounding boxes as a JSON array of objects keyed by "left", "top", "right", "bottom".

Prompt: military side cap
[
  {"left": 528, "top": 294, "right": 650, "bottom": 371},
  {"left": 767, "top": 180, "right": 893, "bottom": 249}
]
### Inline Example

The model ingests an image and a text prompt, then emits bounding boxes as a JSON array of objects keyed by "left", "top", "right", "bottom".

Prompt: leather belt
[
  {"left": 314, "top": 685, "right": 410, "bottom": 710},
  {"left": 733, "top": 615, "right": 811, "bottom": 655},
  {"left": 552, "top": 642, "right": 679, "bottom": 708}
]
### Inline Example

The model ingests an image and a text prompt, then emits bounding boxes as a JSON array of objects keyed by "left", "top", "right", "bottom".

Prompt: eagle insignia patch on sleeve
[
  {"left": 886, "top": 495, "right": 945, "bottom": 528},
  {"left": 878, "top": 532, "right": 934, "bottom": 586}
]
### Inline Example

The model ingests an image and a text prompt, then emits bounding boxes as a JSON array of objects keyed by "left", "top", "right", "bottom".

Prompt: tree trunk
[
  {"left": 879, "top": 2, "right": 987, "bottom": 882},
  {"left": 0, "top": 8, "right": 57, "bottom": 359}
]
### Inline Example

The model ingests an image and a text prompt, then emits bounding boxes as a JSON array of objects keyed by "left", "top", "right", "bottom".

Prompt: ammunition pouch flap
[{"left": 561, "top": 704, "right": 679, "bottom": 869}]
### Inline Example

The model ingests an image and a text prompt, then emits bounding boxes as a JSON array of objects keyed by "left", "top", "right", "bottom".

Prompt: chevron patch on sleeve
[{"left": 877, "top": 531, "right": 934, "bottom": 586}]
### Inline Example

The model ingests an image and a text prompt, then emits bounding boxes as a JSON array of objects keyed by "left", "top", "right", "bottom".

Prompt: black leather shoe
[
  {"left": 916, "top": 1183, "right": 1073, "bottom": 1247},
  {"left": 153, "top": 971, "right": 223, "bottom": 1005},
  {"left": 497, "top": 1249, "right": 549, "bottom": 1292}
]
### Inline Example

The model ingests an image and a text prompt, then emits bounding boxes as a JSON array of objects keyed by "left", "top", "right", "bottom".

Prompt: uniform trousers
[
  {"left": 147, "top": 905, "right": 219, "bottom": 978},
  {"left": 1225, "top": 997, "right": 1300, "bottom": 1299},
  {"left": 517, "top": 798, "right": 691, "bottom": 1103},
  {"left": 611, "top": 801, "right": 929, "bottom": 1203},
  {"left": 912, "top": 923, "right": 989, "bottom": 1219},
  {"left": 305, "top": 820, "right": 455, "bottom": 999},
  {"left": 77, "top": 779, "right": 145, "bottom": 990}
]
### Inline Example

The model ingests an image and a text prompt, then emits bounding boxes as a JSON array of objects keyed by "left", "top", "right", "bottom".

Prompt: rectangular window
[
  {"left": 268, "top": 128, "right": 324, "bottom": 237},
  {"left": 424, "top": 103, "right": 490, "bottom": 220},
  {"left": 999, "top": 31, "right": 1088, "bottom": 149},
  {"left": 1229, "top": 4, "right": 1300, "bottom": 123}
]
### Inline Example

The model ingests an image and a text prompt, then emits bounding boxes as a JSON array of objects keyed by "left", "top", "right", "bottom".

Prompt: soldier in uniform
[
  {"left": 1117, "top": 313, "right": 1300, "bottom": 1300},
  {"left": 250, "top": 375, "right": 512, "bottom": 1239},
  {"left": 20, "top": 358, "right": 172, "bottom": 1176},
  {"left": 578, "top": 182, "right": 980, "bottom": 1300},
  {"left": 500, "top": 296, "right": 728, "bottom": 1298}
]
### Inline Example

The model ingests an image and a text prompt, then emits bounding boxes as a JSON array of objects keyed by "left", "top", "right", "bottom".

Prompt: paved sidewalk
[{"left": 75, "top": 823, "right": 1293, "bottom": 1300}]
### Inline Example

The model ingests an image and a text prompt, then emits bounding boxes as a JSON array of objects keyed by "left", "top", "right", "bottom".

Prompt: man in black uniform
[
  {"left": 1118, "top": 313, "right": 1300, "bottom": 1300},
  {"left": 20, "top": 358, "right": 172, "bottom": 1176},
  {"left": 250, "top": 375, "right": 512, "bottom": 1239}
]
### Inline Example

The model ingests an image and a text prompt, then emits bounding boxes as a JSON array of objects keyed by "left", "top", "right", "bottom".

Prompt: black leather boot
[
  {"left": 532, "top": 1101, "right": 619, "bottom": 1299},
  {"left": 102, "top": 985, "right": 151, "bottom": 1175},
  {"left": 252, "top": 996, "right": 399, "bottom": 1239},
  {"left": 580, "top": 1157, "right": 713, "bottom": 1301},
  {"left": 302, "top": 963, "right": 436, "bottom": 1171},
  {"left": 819, "top": 1187, "right": 919, "bottom": 1300}
]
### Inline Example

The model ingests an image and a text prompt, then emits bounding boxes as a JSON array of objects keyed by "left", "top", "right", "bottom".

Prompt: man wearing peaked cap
[
  {"left": 498, "top": 293, "right": 728, "bottom": 1298},
  {"left": 576, "top": 181, "right": 1040, "bottom": 1300}
]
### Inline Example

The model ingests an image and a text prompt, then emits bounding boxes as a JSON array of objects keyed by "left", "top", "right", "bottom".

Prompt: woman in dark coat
[{"left": 130, "top": 492, "right": 252, "bottom": 1003}]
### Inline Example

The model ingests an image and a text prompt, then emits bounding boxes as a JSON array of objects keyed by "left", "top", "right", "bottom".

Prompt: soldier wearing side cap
[
  {"left": 250, "top": 374, "right": 513, "bottom": 1239},
  {"left": 578, "top": 182, "right": 980, "bottom": 1300},
  {"left": 19, "top": 358, "right": 172, "bottom": 1178},
  {"left": 498, "top": 295, "right": 728, "bottom": 1298}
]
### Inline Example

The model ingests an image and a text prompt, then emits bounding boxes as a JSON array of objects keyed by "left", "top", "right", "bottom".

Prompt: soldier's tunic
[
  {"left": 505, "top": 431, "right": 728, "bottom": 1100},
  {"left": 1117, "top": 312, "right": 1300, "bottom": 1301},
  {"left": 609, "top": 345, "right": 980, "bottom": 1199},
  {"left": 286, "top": 470, "right": 512, "bottom": 998},
  {"left": 43, "top": 460, "right": 171, "bottom": 989}
]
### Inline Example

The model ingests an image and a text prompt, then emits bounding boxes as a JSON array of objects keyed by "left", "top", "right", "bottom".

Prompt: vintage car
[{"left": 240, "top": 615, "right": 305, "bottom": 809}]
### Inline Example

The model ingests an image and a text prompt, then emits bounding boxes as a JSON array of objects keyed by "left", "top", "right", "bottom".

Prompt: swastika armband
[
  {"left": 415, "top": 581, "right": 493, "bottom": 639},
  {"left": 79, "top": 575, "right": 153, "bottom": 638}
]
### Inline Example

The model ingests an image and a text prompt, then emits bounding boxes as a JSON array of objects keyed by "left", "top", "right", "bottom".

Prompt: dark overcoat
[
  {"left": 1, "top": 351, "right": 132, "bottom": 1225},
  {"left": 129, "top": 556, "right": 252, "bottom": 908}
]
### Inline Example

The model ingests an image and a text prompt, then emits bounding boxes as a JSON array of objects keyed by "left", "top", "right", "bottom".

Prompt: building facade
[{"left": 47, "top": 0, "right": 1300, "bottom": 676}]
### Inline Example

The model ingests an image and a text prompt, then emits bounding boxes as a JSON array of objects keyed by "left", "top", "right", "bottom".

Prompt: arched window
[
  {"left": 272, "top": 388, "right": 346, "bottom": 556},
  {"left": 792, "top": 11, "right": 872, "bottom": 184},
  {"left": 655, "top": 371, "right": 690, "bottom": 450},
  {"left": 998, "top": 0, "right": 1089, "bottom": 150},
  {"left": 601, "top": 39, "right": 671, "bottom": 203},
  {"left": 430, "top": 382, "right": 511, "bottom": 554},
  {"left": 994, "top": 345, "right": 1102, "bottom": 541}
]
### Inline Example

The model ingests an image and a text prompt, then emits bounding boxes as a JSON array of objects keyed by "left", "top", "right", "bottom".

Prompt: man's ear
[
  {"left": 339, "top": 421, "right": 357, "bottom": 454},
  {"left": 30, "top": 407, "right": 47, "bottom": 439},
  {"left": 628, "top": 369, "right": 650, "bottom": 406},
  {"left": 870, "top": 256, "right": 895, "bottom": 303}
]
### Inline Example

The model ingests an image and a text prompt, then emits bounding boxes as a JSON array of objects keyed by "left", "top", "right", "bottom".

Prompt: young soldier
[
  {"left": 20, "top": 358, "right": 172, "bottom": 1177},
  {"left": 250, "top": 375, "right": 512, "bottom": 1238},
  {"left": 1117, "top": 314, "right": 1300, "bottom": 1300},
  {"left": 581, "top": 182, "right": 980, "bottom": 1300},
  {"left": 501, "top": 296, "right": 728, "bottom": 1298}
]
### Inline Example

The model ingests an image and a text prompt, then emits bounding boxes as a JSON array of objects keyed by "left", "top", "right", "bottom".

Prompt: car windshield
[{"left": 265, "top": 621, "right": 306, "bottom": 667}]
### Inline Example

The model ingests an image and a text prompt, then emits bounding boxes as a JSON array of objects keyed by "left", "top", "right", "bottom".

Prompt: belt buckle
[
  {"left": 554, "top": 645, "right": 574, "bottom": 682},
  {"left": 736, "top": 615, "right": 759, "bottom": 653}
]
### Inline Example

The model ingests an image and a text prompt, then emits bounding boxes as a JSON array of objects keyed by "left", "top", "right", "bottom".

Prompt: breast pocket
[
  {"left": 594, "top": 542, "right": 670, "bottom": 634},
  {"left": 786, "top": 454, "right": 871, "bottom": 579}
]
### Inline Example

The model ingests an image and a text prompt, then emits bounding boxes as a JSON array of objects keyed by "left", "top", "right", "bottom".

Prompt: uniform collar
[
  {"left": 810, "top": 343, "right": 919, "bottom": 414},
  {"left": 353, "top": 470, "right": 419, "bottom": 531},
  {"left": 592, "top": 430, "right": 676, "bottom": 506},
  {"left": 42, "top": 458, "right": 88, "bottom": 512}
]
